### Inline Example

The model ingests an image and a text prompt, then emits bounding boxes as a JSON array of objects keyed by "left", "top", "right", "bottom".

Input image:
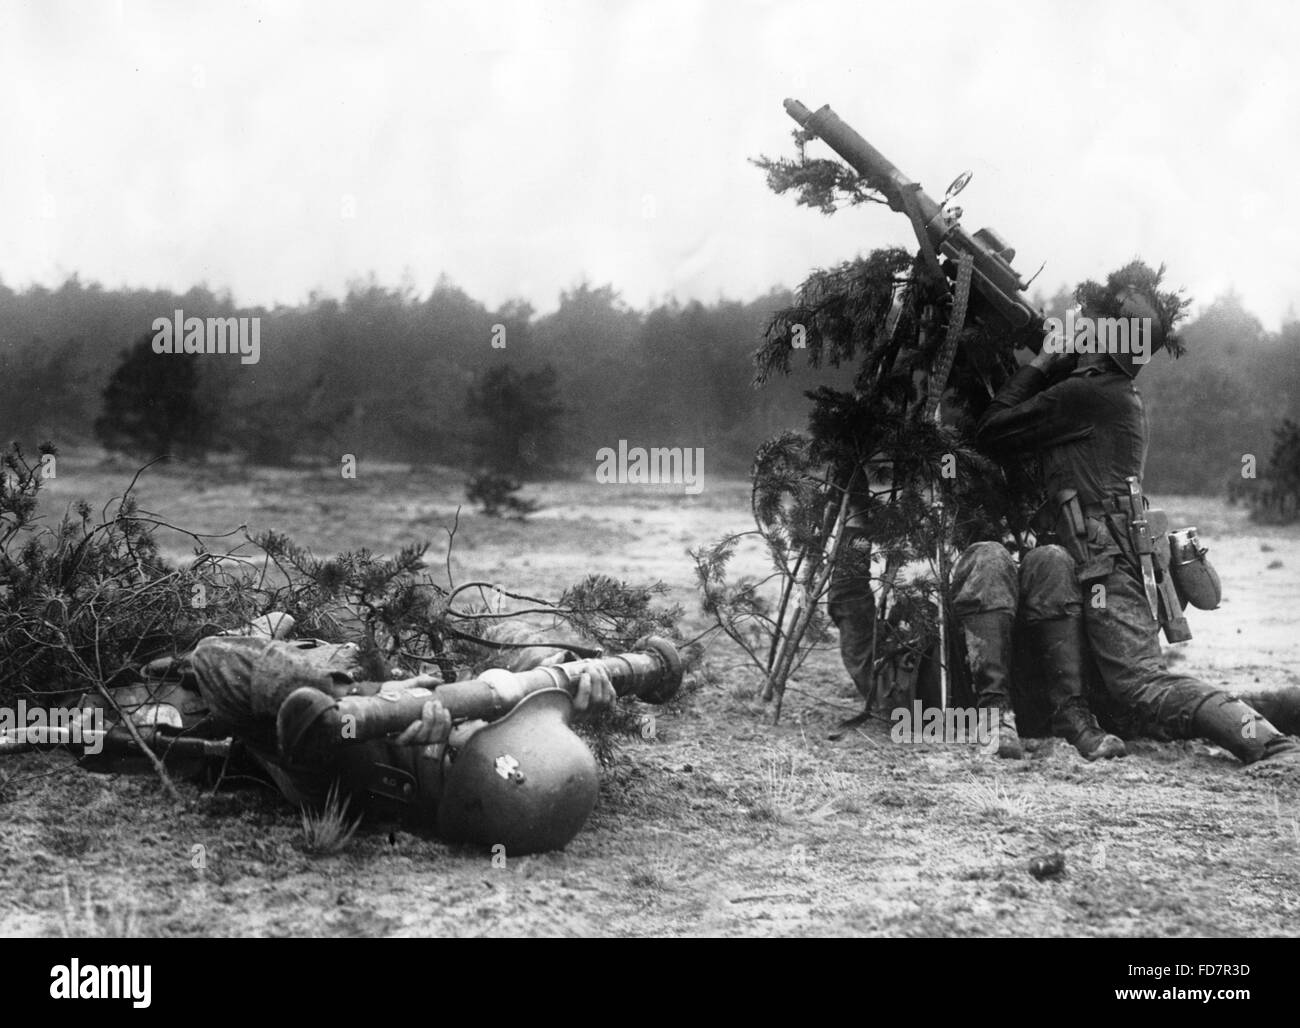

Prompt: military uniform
[
  {"left": 956, "top": 360, "right": 1299, "bottom": 764},
  {"left": 191, "top": 635, "right": 446, "bottom": 822},
  {"left": 828, "top": 528, "right": 877, "bottom": 705},
  {"left": 188, "top": 621, "right": 592, "bottom": 826}
]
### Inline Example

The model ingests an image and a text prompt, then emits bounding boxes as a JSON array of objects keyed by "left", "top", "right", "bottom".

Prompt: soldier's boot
[
  {"left": 961, "top": 611, "right": 1023, "bottom": 759},
  {"left": 1191, "top": 692, "right": 1300, "bottom": 768},
  {"left": 1027, "top": 617, "right": 1126, "bottom": 761}
]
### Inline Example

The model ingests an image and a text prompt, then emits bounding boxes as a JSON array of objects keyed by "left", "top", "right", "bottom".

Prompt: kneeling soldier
[{"left": 958, "top": 262, "right": 1300, "bottom": 769}]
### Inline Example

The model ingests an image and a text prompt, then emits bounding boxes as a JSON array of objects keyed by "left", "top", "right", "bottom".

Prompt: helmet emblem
[{"left": 494, "top": 753, "right": 526, "bottom": 784}]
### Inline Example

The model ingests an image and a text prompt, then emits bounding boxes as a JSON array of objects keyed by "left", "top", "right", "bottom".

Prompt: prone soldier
[{"left": 152, "top": 616, "right": 681, "bottom": 853}]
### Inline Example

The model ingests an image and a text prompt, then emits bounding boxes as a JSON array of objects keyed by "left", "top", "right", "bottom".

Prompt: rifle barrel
[{"left": 0, "top": 725, "right": 233, "bottom": 759}]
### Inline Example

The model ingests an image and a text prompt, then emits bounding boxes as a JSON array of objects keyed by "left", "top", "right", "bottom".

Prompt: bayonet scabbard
[{"left": 1124, "top": 477, "right": 1161, "bottom": 624}]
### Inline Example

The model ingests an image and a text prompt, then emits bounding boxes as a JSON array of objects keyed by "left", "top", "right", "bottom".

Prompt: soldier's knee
[
  {"left": 1020, "top": 544, "right": 1082, "bottom": 621},
  {"left": 1022, "top": 544, "right": 1074, "bottom": 577},
  {"left": 955, "top": 541, "right": 1016, "bottom": 578},
  {"left": 952, "top": 541, "right": 1018, "bottom": 618}
]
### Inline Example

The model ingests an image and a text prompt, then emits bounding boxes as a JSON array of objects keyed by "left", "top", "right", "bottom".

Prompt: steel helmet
[{"left": 436, "top": 688, "right": 599, "bottom": 855}]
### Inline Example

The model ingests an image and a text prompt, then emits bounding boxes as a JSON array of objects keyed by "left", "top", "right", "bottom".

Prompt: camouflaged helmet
[
  {"left": 436, "top": 688, "right": 599, "bottom": 855},
  {"left": 1075, "top": 260, "right": 1190, "bottom": 379}
]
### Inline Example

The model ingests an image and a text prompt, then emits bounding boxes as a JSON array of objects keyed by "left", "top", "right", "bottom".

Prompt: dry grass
[
  {"left": 753, "top": 751, "right": 804, "bottom": 823},
  {"left": 60, "top": 879, "right": 141, "bottom": 938},
  {"left": 627, "top": 839, "right": 692, "bottom": 893},
  {"left": 750, "top": 749, "right": 854, "bottom": 823},
  {"left": 957, "top": 776, "right": 1040, "bottom": 821},
  {"left": 299, "top": 781, "right": 363, "bottom": 855},
  {"left": 1265, "top": 787, "right": 1300, "bottom": 847},
  {"left": 3, "top": 462, "right": 1298, "bottom": 937}
]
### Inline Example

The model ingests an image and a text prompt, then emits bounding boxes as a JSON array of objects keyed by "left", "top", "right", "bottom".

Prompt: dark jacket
[{"left": 975, "top": 363, "right": 1148, "bottom": 506}]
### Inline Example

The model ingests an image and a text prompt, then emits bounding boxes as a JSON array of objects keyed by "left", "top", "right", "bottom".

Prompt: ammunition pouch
[
  {"left": 867, "top": 605, "right": 951, "bottom": 715},
  {"left": 871, "top": 640, "right": 925, "bottom": 716},
  {"left": 360, "top": 761, "right": 419, "bottom": 805},
  {"left": 1052, "top": 489, "right": 1119, "bottom": 581},
  {"left": 1053, "top": 488, "right": 1089, "bottom": 566},
  {"left": 327, "top": 743, "right": 426, "bottom": 821}
]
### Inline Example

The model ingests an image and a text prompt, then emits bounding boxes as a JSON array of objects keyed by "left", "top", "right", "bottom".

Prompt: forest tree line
[{"left": 0, "top": 274, "right": 1296, "bottom": 496}]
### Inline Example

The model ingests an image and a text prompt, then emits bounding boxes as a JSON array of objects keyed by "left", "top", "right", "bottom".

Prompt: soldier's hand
[
  {"left": 395, "top": 698, "right": 452, "bottom": 761},
  {"left": 571, "top": 664, "right": 616, "bottom": 720},
  {"left": 1030, "top": 346, "right": 1077, "bottom": 379}
]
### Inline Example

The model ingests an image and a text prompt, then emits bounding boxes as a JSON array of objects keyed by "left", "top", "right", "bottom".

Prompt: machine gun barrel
[
  {"left": 783, "top": 98, "right": 1044, "bottom": 344},
  {"left": 783, "top": 99, "right": 920, "bottom": 207}
]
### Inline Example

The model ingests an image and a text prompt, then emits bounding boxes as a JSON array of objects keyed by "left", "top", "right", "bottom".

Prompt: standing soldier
[{"left": 953, "top": 261, "right": 1300, "bottom": 769}]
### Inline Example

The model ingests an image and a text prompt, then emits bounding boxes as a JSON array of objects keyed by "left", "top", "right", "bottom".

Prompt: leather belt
[{"left": 1082, "top": 495, "right": 1131, "bottom": 519}]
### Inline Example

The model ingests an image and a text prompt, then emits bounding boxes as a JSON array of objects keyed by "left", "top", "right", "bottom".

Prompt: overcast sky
[{"left": 1, "top": 0, "right": 1297, "bottom": 328}]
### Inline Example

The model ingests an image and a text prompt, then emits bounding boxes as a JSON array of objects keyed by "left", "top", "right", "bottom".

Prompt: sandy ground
[{"left": 1, "top": 453, "right": 1298, "bottom": 937}]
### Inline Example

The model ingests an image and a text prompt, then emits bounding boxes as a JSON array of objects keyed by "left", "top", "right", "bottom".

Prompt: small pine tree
[
  {"left": 1254, "top": 418, "right": 1300, "bottom": 522},
  {"left": 94, "top": 332, "right": 212, "bottom": 458},
  {"left": 694, "top": 126, "right": 1042, "bottom": 719},
  {"left": 467, "top": 364, "right": 565, "bottom": 478},
  {"left": 466, "top": 470, "right": 539, "bottom": 519}
]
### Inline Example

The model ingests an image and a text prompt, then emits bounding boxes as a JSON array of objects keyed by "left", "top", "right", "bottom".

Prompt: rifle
[
  {"left": 277, "top": 635, "right": 683, "bottom": 759},
  {"left": 0, "top": 723, "right": 233, "bottom": 761},
  {"left": 783, "top": 99, "right": 1045, "bottom": 351},
  {"left": 0, "top": 673, "right": 234, "bottom": 767}
]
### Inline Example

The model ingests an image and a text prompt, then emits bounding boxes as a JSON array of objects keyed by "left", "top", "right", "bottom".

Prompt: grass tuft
[
  {"left": 60, "top": 879, "right": 141, "bottom": 938},
  {"left": 958, "top": 776, "right": 1039, "bottom": 821},
  {"left": 300, "top": 781, "right": 363, "bottom": 855},
  {"left": 754, "top": 751, "right": 812, "bottom": 823}
]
